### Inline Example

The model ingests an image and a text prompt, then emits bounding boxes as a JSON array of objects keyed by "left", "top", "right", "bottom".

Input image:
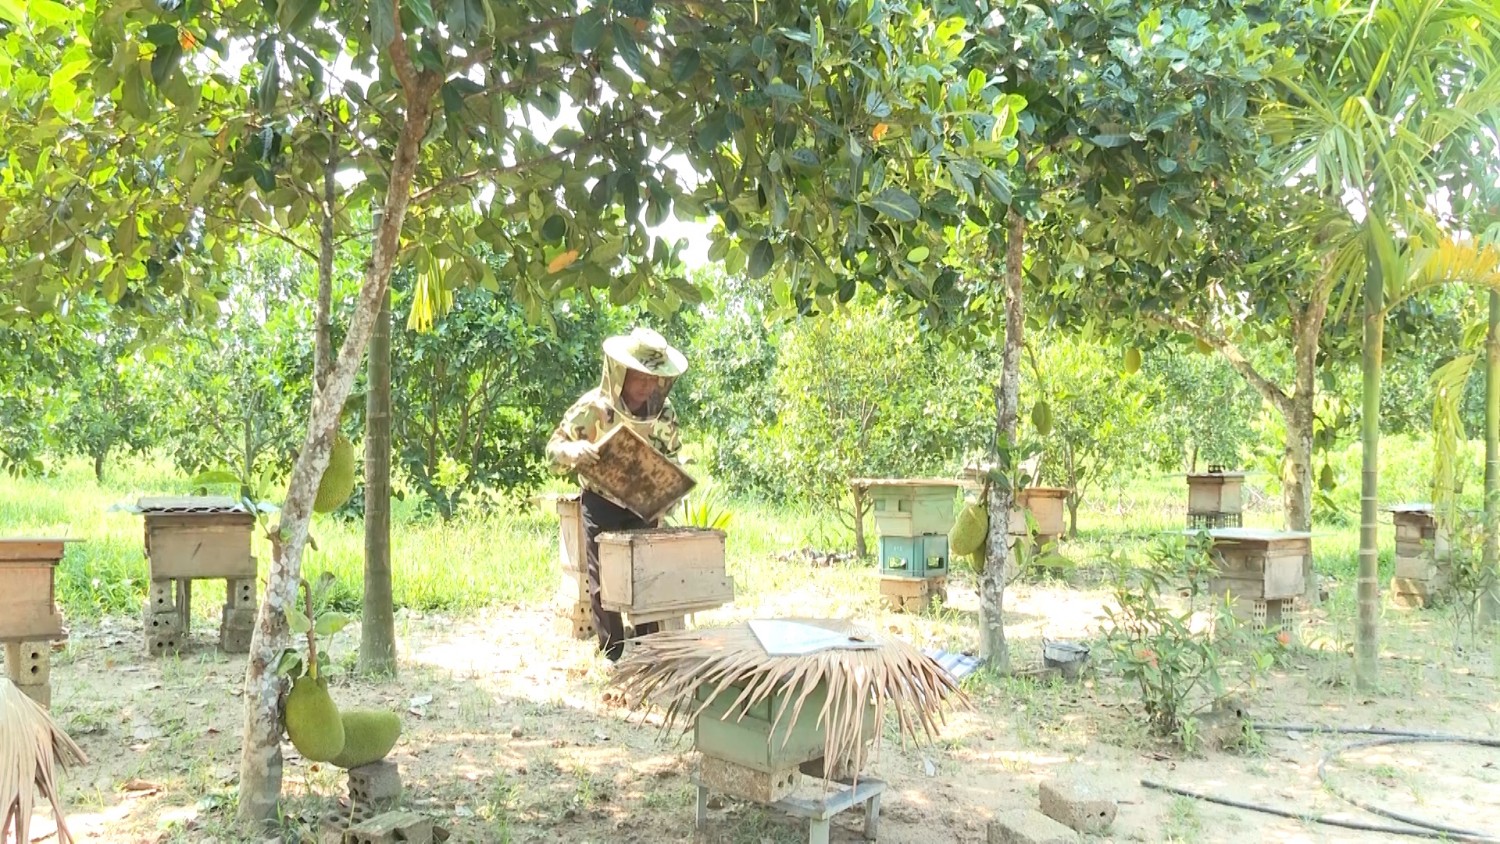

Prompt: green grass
[{"left": 0, "top": 446, "right": 1458, "bottom": 623}]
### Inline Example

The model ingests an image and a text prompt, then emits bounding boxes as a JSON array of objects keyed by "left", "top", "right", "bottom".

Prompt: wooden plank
[
  {"left": 147, "top": 523, "right": 256, "bottom": 579},
  {"left": 0, "top": 540, "right": 68, "bottom": 562},
  {"left": 603, "top": 571, "right": 733, "bottom": 613},
  {"left": 773, "top": 778, "right": 887, "bottom": 821},
  {"left": 597, "top": 540, "right": 634, "bottom": 607},
  {"left": 1262, "top": 556, "right": 1305, "bottom": 601}
]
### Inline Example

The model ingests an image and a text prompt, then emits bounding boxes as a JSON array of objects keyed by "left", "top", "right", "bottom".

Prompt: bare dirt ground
[{"left": 13, "top": 573, "right": 1500, "bottom": 844}]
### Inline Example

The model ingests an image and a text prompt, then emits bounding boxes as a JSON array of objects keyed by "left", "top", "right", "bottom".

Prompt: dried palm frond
[
  {"left": 609, "top": 620, "right": 967, "bottom": 785},
  {"left": 1, "top": 679, "right": 87, "bottom": 844}
]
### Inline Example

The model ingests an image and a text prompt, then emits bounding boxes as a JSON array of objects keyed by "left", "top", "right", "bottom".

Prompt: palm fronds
[
  {"left": 609, "top": 621, "right": 967, "bottom": 784},
  {"left": 1, "top": 679, "right": 86, "bottom": 844}
]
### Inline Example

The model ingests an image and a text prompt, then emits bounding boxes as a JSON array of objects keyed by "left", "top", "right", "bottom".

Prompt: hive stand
[
  {"left": 1186, "top": 471, "right": 1246, "bottom": 530},
  {"left": 0, "top": 538, "right": 73, "bottom": 708},
  {"left": 138, "top": 497, "right": 259, "bottom": 656},
  {"left": 552, "top": 494, "right": 596, "bottom": 640},
  {"left": 694, "top": 774, "right": 884, "bottom": 844}
]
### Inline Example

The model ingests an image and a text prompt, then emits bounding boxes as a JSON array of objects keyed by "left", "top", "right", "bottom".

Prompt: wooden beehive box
[
  {"left": 0, "top": 539, "right": 70, "bottom": 642},
  {"left": 859, "top": 479, "right": 962, "bottom": 537},
  {"left": 694, "top": 680, "right": 877, "bottom": 774},
  {"left": 139, "top": 496, "right": 257, "bottom": 580},
  {"left": 1205, "top": 528, "right": 1311, "bottom": 602},
  {"left": 597, "top": 528, "right": 732, "bottom": 616},
  {"left": 578, "top": 425, "right": 696, "bottom": 523},
  {"left": 1010, "top": 487, "right": 1069, "bottom": 537},
  {"left": 1187, "top": 472, "right": 1246, "bottom": 516},
  {"left": 556, "top": 493, "right": 587, "bottom": 574}
]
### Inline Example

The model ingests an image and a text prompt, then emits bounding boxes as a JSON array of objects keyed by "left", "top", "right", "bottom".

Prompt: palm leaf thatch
[
  {"left": 1, "top": 679, "right": 87, "bottom": 844},
  {"left": 609, "top": 620, "right": 967, "bottom": 784}
]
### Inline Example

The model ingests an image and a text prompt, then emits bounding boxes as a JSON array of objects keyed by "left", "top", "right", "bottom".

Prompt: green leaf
[
  {"left": 278, "top": 0, "right": 321, "bottom": 32},
  {"left": 787, "top": 148, "right": 821, "bottom": 171},
  {"left": 767, "top": 82, "right": 803, "bottom": 102},
  {"left": 1148, "top": 188, "right": 1169, "bottom": 218},
  {"left": 540, "top": 213, "right": 567, "bottom": 242},
  {"left": 122, "top": 63, "right": 151, "bottom": 120},
  {"left": 613, "top": 22, "right": 644, "bottom": 73},
  {"left": 869, "top": 188, "right": 920, "bottom": 222},
  {"left": 273, "top": 649, "right": 303, "bottom": 678},
  {"left": 572, "top": 11, "right": 605, "bottom": 53},
  {"left": 407, "top": 0, "right": 437, "bottom": 29},
  {"left": 447, "top": 0, "right": 483, "bottom": 41},
  {"left": 370, "top": 0, "right": 396, "bottom": 49},
  {"left": 256, "top": 53, "right": 281, "bottom": 114},
  {"left": 314, "top": 611, "right": 351, "bottom": 636},
  {"left": 150, "top": 42, "right": 183, "bottom": 90},
  {"left": 748, "top": 240, "right": 775, "bottom": 279},
  {"left": 671, "top": 48, "right": 701, "bottom": 83},
  {"left": 0, "top": 0, "right": 25, "bottom": 24},
  {"left": 906, "top": 246, "right": 929, "bottom": 262},
  {"left": 284, "top": 606, "right": 312, "bottom": 634},
  {"left": 1090, "top": 133, "right": 1131, "bottom": 148}
]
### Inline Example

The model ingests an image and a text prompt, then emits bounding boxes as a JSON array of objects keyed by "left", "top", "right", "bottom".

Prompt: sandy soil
[{"left": 11, "top": 573, "right": 1500, "bottom": 844}]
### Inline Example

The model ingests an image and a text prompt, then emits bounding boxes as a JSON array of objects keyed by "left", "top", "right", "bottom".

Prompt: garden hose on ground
[{"left": 1140, "top": 723, "right": 1500, "bottom": 842}]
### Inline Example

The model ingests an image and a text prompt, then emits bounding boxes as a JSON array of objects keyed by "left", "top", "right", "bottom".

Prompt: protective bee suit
[{"left": 546, "top": 327, "right": 687, "bottom": 661}]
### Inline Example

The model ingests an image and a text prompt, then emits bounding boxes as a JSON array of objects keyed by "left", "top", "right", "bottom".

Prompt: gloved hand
[{"left": 557, "top": 440, "right": 600, "bottom": 470}]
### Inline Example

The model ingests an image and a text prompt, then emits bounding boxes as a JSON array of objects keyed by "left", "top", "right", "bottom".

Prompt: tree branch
[
  {"left": 1142, "top": 310, "right": 1292, "bottom": 413},
  {"left": 205, "top": 211, "right": 318, "bottom": 263}
]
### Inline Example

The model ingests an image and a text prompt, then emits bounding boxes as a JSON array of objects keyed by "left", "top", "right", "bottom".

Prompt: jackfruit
[
  {"left": 284, "top": 675, "right": 345, "bottom": 762},
  {"left": 1031, "top": 401, "right": 1053, "bottom": 437},
  {"left": 1318, "top": 463, "right": 1335, "bottom": 491},
  {"left": 329, "top": 710, "right": 402, "bottom": 769},
  {"left": 949, "top": 499, "right": 989, "bottom": 556},
  {"left": 313, "top": 434, "right": 356, "bottom": 513},
  {"left": 1124, "top": 347, "right": 1142, "bottom": 374}
]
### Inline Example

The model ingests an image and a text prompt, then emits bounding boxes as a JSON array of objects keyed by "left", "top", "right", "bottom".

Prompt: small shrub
[{"left": 1099, "top": 533, "right": 1274, "bottom": 744}]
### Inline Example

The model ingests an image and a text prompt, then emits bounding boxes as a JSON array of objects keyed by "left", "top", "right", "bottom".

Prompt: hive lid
[
  {"left": 135, "top": 496, "right": 251, "bottom": 515},
  {"left": 1385, "top": 503, "right": 1435, "bottom": 514},
  {"left": 1192, "top": 527, "right": 1313, "bottom": 542}
]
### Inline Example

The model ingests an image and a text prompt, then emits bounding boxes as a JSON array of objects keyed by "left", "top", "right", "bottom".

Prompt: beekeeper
[{"left": 546, "top": 326, "right": 687, "bottom": 662}]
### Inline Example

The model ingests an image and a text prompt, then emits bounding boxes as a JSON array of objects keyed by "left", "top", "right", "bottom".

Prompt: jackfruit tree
[{"left": 2, "top": 0, "right": 1023, "bottom": 823}]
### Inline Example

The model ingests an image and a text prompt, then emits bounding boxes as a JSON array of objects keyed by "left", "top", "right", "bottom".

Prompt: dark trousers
[{"left": 582, "top": 490, "right": 660, "bottom": 661}]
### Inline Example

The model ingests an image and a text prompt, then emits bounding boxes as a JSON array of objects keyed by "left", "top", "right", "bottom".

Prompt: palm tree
[{"left": 1263, "top": 0, "right": 1500, "bottom": 689}]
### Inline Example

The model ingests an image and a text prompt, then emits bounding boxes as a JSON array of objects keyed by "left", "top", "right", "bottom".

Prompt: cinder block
[
  {"left": 144, "top": 608, "right": 181, "bottom": 635},
  {"left": 227, "top": 578, "right": 258, "bottom": 609},
  {"left": 147, "top": 580, "right": 177, "bottom": 614},
  {"left": 147, "top": 632, "right": 182, "bottom": 657},
  {"left": 347, "top": 811, "right": 433, "bottom": 844},
  {"left": 554, "top": 602, "right": 595, "bottom": 640},
  {"left": 219, "top": 623, "right": 254, "bottom": 654},
  {"left": 988, "top": 809, "right": 1079, "bottom": 844},
  {"left": 222, "top": 605, "right": 257, "bottom": 628},
  {"left": 1039, "top": 779, "right": 1116, "bottom": 834},
  {"left": 349, "top": 760, "right": 403, "bottom": 806},
  {"left": 14, "top": 683, "right": 50, "bottom": 709},
  {"left": 4, "top": 641, "right": 49, "bottom": 685},
  {"left": 699, "top": 755, "right": 799, "bottom": 803}
]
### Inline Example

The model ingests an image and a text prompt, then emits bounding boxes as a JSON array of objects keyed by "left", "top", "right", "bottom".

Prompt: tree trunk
[
  {"left": 1066, "top": 495, "right": 1078, "bottom": 539},
  {"left": 981, "top": 210, "right": 1024, "bottom": 673},
  {"left": 1480, "top": 290, "right": 1500, "bottom": 625},
  {"left": 93, "top": 450, "right": 105, "bottom": 483},
  {"left": 851, "top": 483, "right": 868, "bottom": 559},
  {"left": 237, "top": 86, "right": 433, "bottom": 827},
  {"left": 1283, "top": 301, "right": 1324, "bottom": 540},
  {"left": 1355, "top": 241, "right": 1384, "bottom": 691},
  {"left": 362, "top": 286, "right": 397, "bottom": 675}
]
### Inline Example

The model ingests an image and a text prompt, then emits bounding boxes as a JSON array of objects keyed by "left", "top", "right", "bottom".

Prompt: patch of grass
[{"left": 1161, "top": 795, "right": 1204, "bottom": 842}]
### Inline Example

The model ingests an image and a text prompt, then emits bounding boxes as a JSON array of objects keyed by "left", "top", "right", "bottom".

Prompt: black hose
[
  {"left": 1316, "top": 736, "right": 1495, "bottom": 839},
  {"left": 1140, "top": 779, "right": 1500, "bottom": 843},
  {"left": 1250, "top": 723, "right": 1500, "bottom": 747}
]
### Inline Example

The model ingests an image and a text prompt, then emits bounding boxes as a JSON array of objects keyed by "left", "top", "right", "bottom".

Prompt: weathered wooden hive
[
  {"left": 138, "top": 496, "right": 259, "bottom": 656},
  {"left": 0, "top": 538, "right": 71, "bottom": 707},
  {"left": 1187, "top": 470, "right": 1246, "bottom": 529}
]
